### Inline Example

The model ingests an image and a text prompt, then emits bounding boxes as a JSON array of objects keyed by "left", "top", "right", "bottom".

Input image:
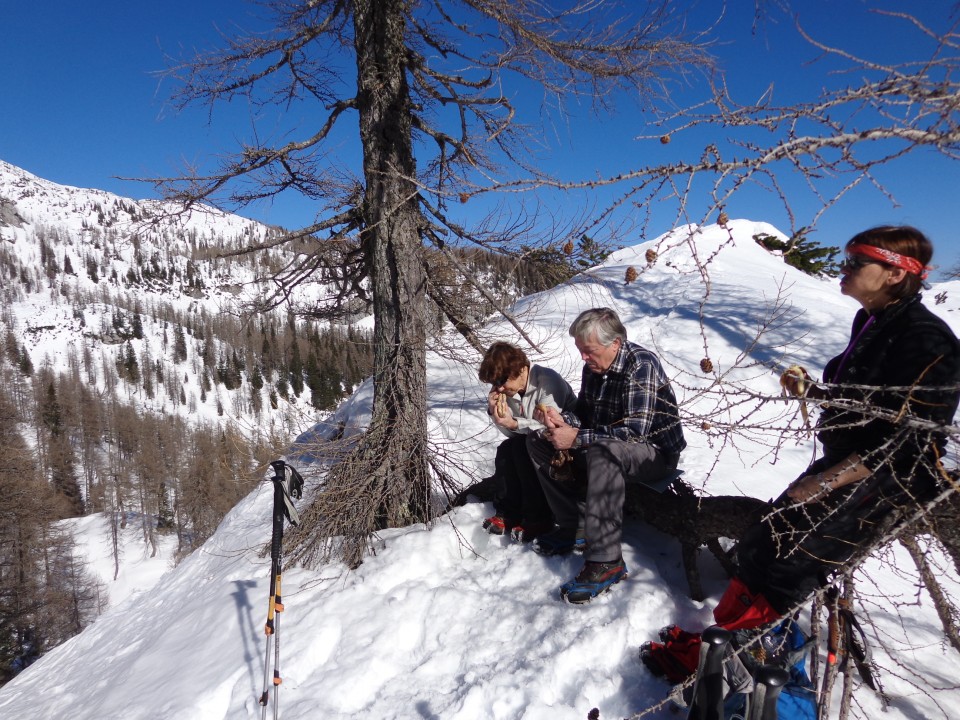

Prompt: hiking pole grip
[
  {"left": 269, "top": 462, "right": 287, "bottom": 561},
  {"left": 690, "top": 626, "right": 732, "bottom": 720},
  {"left": 749, "top": 665, "right": 789, "bottom": 720}
]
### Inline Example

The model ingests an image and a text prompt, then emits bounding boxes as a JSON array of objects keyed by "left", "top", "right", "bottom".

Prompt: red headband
[{"left": 848, "top": 243, "right": 930, "bottom": 279}]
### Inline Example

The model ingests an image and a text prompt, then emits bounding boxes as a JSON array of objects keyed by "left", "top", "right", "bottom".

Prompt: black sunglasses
[
  {"left": 840, "top": 255, "right": 879, "bottom": 272},
  {"left": 492, "top": 376, "right": 508, "bottom": 388}
]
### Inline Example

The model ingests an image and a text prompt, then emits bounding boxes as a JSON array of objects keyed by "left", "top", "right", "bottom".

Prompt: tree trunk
[
  {"left": 290, "top": 0, "right": 433, "bottom": 569},
  {"left": 355, "top": 0, "right": 431, "bottom": 519}
]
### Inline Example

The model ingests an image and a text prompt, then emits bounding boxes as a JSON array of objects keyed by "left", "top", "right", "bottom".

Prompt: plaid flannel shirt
[{"left": 564, "top": 340, "right": 686, "bottom": 455}]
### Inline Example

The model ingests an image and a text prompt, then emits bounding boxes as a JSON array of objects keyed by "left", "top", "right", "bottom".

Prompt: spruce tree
[
  {"left": 753, "top": 231, "right": 841, "bottom": 277},
  {"left": 124, "top": 343, "right": 140, "bottom": 385},
  {"left": 132, "top": 313, "right": 144, "bottom": 340},
  {"left": 18, "top": 345, "right": 33, "bottom": 376},
  {"left": 289, "top": 342, "right": 304, "bottom": 397},
  {"left": 38, "top": 381, "right": 84, "bottom": 518}
]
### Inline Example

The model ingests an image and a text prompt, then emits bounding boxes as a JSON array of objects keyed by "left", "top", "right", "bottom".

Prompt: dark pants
[
  {"left": 736, "top": 455, "right": 932, "bottom": 614},
  {"left": 528, "top": 434, "right": 677, "bottom": 563},
  {"left": 493, "top": 434, "right": 553, "bottom": 524}
]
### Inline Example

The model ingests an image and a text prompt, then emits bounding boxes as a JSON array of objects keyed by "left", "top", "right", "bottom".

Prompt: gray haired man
[{"left": 530, "top": 307, "right": 686, "bottom": 603}]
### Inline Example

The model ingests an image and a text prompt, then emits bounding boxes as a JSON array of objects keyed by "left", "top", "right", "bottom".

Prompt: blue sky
[{"left": 3, "top": 1, "right": 959, "bottom": 274}]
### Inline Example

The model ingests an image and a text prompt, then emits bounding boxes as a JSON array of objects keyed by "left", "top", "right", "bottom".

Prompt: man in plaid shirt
[{"left": 530, "top": 307, "right": 686, "bottom": 603}]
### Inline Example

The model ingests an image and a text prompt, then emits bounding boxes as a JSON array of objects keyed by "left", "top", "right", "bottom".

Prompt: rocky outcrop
[{"left": 0, "top": 196, "right": 25, "bottom": 229}]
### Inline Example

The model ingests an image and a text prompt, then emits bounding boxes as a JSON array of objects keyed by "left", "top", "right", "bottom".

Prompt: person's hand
[
  {"left": 544, "top": 425, "right": 578, "bottom": 450},
  {"left": 786, "top": 472, "right": 829, "bottom": 502},
  {"left": 487, "top": 389, "right": 501, "bottom": 416},
  {"left": 488, "top": 390, "right": 516, "bottom": 429},
  {"left": 538, "top": 405, "right": 563, "bottom": 428},
  {"left": 539, "top": 412, "right": 576, "bottom": 451}
]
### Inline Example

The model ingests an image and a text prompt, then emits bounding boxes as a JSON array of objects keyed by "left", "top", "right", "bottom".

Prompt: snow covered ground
[{"left": 2, "top": 219, "right": 959, "bottom": 719}]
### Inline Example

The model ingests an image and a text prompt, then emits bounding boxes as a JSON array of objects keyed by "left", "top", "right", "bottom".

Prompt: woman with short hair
[{"left": 477, "top": 342, "right": 578, "bottom": 541}]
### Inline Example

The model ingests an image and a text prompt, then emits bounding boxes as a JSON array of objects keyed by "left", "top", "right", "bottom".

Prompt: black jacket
[{"left": 817, "top": 294, "right": 960, "bottom": 486}]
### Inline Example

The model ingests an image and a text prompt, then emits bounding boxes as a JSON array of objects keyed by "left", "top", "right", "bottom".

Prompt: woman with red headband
[{"left": 642, "top": 226, "right": 960, "bottom": 681}]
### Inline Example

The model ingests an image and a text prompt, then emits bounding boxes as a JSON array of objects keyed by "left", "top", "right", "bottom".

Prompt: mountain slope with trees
[{"left": 0, "top": 159, "right": 561, "bottom": 683}]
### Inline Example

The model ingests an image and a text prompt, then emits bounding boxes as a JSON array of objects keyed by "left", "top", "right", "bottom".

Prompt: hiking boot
[
  {"left": 658, "top": 624, "right": 681, "bottom": 643},
  {"left": 639, "top": 641, "right": 667, "bottom": 678},
  {"left": 482, "top": 515, "right": 518, "bottom": 535},
  {"left": 658, "top": 624, "right": 700, "bottom": 644},
  {"left": 532, "top": 527, "right": 586, "bottom": 556},
  {"left": 509, "top": 520, "right": 555, "bottom": 543},
  {"left": 639, "top": 634, "right": 701, "bottom": 682},
  {"left": 559, "top": 558, "right": 627, "bottom": 604}
]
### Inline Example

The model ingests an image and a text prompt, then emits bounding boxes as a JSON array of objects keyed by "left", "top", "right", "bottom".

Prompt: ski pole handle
[
  {"left": 691, "top": 625, "right": 732, "bottom": 720},
  {"left": 270, "top": 470, "right": 287, "bottom": 562},
  {"left": 749, "top": 665, "right": 790, "bottom": 720}
]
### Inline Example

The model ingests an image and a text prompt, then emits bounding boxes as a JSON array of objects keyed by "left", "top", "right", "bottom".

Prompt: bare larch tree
[{"left": 155, "top": 0, "right": 712, "bottom": 567}]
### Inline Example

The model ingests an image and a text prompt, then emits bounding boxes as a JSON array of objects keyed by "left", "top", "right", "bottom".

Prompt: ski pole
[
  {"left": 260, "top": 555, "right": 283, "bottom": 719},
  {"left": 818, "top": 586, "right": 841, "bottom": 720},
  {"left": 748, "top": 665, "right": 790, "bottom": 720},
  {"left": 688, "top": 625, "right": 732, "bottom": 720},
  {"left": 258, "top": 460, "right": 302, "bottom": 720}
]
